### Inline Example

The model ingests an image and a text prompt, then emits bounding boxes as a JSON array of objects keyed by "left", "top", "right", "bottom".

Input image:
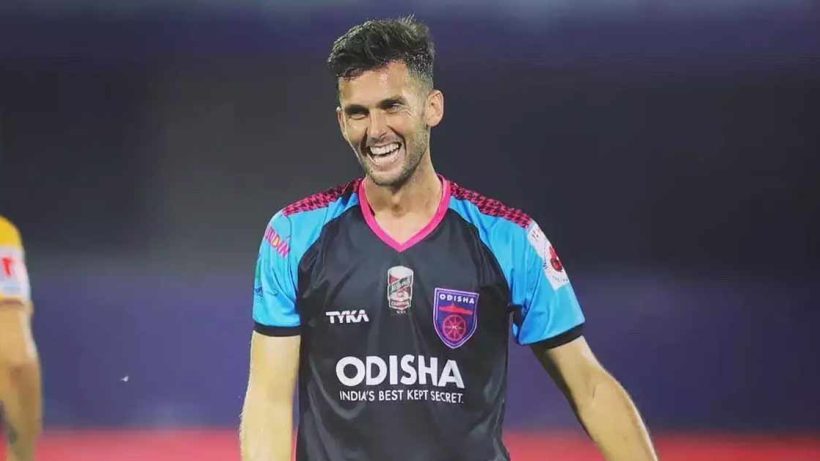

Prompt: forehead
[{"left": 338, "top": 61, "right": 417, "bottom": 105}]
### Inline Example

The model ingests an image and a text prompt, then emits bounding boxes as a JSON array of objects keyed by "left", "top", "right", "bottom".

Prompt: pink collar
[{"left": 358, "top": 177, "right": 452, "bottom": 252}]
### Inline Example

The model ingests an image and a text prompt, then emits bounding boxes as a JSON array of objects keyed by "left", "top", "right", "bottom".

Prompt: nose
[{"left": 367, "top": 110, "right": 388, "bottom": 141}]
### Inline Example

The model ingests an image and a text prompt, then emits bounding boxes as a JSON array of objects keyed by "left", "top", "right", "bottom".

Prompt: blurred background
[{"left": 1, "top": 0, "right": 818, "bottom": 459}]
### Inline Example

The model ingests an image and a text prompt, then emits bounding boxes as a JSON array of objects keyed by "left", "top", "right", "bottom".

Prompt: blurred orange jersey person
[{"left": 0, "top": 216, "right": 41, "bottom": 461}]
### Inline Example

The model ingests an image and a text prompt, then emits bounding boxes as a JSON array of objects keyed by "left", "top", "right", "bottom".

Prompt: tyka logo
[
  {"left": 326, "top": 310, "right": 370, "bottom": 324},
  {"left": 387, "top": 265, "right": 414, "bottom": 313}
]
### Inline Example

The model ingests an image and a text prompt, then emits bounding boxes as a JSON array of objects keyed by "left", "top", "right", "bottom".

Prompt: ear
[
  {"left": 425, "top": 89, "right": 444, "bottom": 128},
  {"left": 336, "top": 106, "right": 347, "bottom": 139}
]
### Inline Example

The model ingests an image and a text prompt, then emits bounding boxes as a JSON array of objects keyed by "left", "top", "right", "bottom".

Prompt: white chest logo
[{"left": 326, "top": 309, "right": 370, "bottom": 324}]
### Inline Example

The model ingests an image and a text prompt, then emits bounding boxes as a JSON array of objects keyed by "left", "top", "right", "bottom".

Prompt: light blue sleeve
[
  {"left": 510, "top": 220, "right": 585, "bottom": 346},
  {"left": 253, "top": 211, "right": 300, "bottom": 329}
]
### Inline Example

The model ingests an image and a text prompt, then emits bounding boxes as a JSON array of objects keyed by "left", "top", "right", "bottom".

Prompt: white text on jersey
[
  {"left": 336, "top": 355, "right": 465, "bottom": 389},
  {"left": 326, "top": 310, "right": 370, "bottom": 324}
]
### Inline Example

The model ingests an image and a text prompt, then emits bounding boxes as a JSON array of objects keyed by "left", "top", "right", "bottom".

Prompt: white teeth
[{"left": 369, "top": 143, "right": 400, "bottom": 156}]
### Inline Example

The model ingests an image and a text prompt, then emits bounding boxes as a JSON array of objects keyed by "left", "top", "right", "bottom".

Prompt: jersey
[
  {"left": 252, "top": 177, "right": 585, "bottom": 461},
  {"left": 0, "top": 216, "right": 31, "bottom": 307}
]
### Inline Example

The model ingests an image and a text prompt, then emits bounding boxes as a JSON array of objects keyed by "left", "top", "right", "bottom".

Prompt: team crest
[
  {"left": 387, "top": 266, "right": 414, "bottom": 313},
  {"left": 433, "top": 288, "right": 479, "bottom": 349}
]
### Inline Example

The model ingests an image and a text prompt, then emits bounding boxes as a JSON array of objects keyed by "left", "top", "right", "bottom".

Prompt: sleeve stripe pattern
[
  {"left": 254, "top": 322, "right": 301, "bottom": 337},
  {"left": 283, "top": 179, "right": 361, "bottom": 217},
  {"left": 449, "top": 182, "right": 532, "bottom": 228},
  {"left": 529, "top": 323, "right": 584, "bottom": 349}
]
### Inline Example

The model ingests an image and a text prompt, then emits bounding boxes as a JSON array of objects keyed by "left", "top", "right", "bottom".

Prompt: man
[
  {"left": 241, "top": 16, "right": 657, "bottom": 461},
  {"left": 0, "top": 216, "right": 42, "bottom": 461}
]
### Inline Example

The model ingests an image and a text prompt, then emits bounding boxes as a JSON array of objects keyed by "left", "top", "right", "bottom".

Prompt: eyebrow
[
  {"left": 343, "top": 96, "right": 407, "bottom": 116},
  {"left": 343, "top": 104, "right": 368, "bottom": 116},
  {"left": 378, "top": 97, "right": 405, "bottom": 109}
]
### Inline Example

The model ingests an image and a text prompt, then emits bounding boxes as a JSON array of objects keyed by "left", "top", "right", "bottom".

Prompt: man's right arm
[{"left": 240, "top": 332, "right": 300, "bottom": 461}]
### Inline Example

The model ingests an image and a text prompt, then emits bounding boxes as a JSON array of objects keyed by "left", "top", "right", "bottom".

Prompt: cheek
[
  {"left": 344, "top": 123, "right": 366, "bottom": 143},
  {"left": 391, "top": 114, "right": 419, "bottom": 136}
]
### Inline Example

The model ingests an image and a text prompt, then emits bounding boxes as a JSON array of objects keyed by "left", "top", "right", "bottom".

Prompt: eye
[
  {"left": 348, "top": 110, "right": 367, "bottom": 121},
  {"left": 385, "top": 102, "right": 402, "bottom": 112}
]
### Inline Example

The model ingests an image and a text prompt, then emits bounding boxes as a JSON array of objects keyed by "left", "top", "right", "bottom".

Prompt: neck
[{"left": 364, "top": 156, "right": 441, "bottom": 217}]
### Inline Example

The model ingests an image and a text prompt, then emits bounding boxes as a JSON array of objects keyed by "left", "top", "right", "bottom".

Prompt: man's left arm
[
  {"left": 0, "top": 218, "right": 42, "bottom": 461},
  {"left": 531, "top": 336, "right": 658, "bottom": 461},
  {"left": 0, "top": 301, "right": 42, "bottom": 461}
]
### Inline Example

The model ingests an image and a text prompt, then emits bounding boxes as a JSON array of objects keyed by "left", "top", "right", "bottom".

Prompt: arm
[
  {"left": 240, "top": 332, "right": 300, "bottom": 461},
  {"left": 0, "top": 301, "right": 42, "bottom": 461},
  {"left": 532, "top": 336, "right": 657, "bottom": 461}
]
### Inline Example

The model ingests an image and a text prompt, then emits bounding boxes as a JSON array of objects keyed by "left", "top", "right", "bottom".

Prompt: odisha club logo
[
  {"left": 387, "top": 266, "right": 414, "bottom": 313},
  {"left": 433, "top": 288, "right": 479, "bottom": 349}
]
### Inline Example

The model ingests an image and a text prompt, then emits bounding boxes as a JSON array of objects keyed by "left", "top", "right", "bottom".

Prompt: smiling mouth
[
  {"left": 364, "top": 142, "right": 403, "bottom": 168},
  {"left": 367, "top": 142, "right": 401, "bottom": 157}
]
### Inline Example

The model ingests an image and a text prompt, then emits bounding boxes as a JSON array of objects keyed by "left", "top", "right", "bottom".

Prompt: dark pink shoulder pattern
[
  {"left": 282, "top": 179, "right": 361, "bottom": 216},
  {"left": 450, "top": 181, "right": 532, "bottom": 228}
]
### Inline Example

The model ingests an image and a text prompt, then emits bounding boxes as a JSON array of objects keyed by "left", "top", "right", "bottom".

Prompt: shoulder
[
  {"left": 0, "top": 215, "right": 23, "bottom": 247},
  {"left": 448, "top": 180, "right": 533, "bottom": 234},
  {"left": 448, "top": 180, "right": 570, "bottom": 291},
  {"left": 448, "top": 180, "right": 554, "bottom": 268},
  {"left": 262, "top": 179, "right": 361, "bottom": 254},
  {"left": 280, "top": 179, "right": 360, "bottom": 218}
]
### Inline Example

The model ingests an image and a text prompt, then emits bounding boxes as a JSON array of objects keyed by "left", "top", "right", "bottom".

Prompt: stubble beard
[{"left": 357, "top": 126, "right": 430, "bottom": 189}]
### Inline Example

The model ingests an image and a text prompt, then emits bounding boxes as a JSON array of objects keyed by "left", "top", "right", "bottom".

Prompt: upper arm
[
  {"left": 247, "top": 331, "right": 301, "bottom": 401},
  {"left": 247, "top": 212, "right": 303, "bottom": 399},
  {"left": 0, "top": 306, "right": 37, "bottom": 367},
  {"left": 253, "top": 212, "right": 301, "bottom": 336}
]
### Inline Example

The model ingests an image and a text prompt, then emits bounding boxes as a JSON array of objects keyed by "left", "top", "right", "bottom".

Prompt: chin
[
  {"left": 369, "top": 173, "right": 402, "bottom": 187},
  {"left": 367, "top": 169, "right": 409, "bottom": 188}
]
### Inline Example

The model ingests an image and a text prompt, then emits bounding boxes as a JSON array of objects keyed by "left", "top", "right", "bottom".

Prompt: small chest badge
[
  {"left": 433, "top": 288, "right": 479, "bottom": 349},
  {"left": 387, "top": 266, "right": 414, "bottom": 313}
]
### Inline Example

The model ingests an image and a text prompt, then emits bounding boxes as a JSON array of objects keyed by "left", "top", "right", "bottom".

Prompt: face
[{"left": 337, "top": 61, "right": 443, "bottom": 188}]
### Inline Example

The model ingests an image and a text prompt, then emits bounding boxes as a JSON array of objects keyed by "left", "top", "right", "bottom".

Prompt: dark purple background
[{"left": 1, "top": 1, "right": 818, "bottom": 430}]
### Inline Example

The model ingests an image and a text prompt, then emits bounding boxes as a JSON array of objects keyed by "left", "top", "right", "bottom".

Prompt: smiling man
[{"left": 240, "top": 16, "right": 657, "bottom": 461}]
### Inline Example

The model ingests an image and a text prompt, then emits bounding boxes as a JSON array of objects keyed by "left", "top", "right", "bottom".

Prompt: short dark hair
[{"left": 327, "top": 16, "right": 435, "bottom": 88}]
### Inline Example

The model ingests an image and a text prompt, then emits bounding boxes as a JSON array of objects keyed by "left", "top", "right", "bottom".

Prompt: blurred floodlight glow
[{"left": 0, "top": 0, "right": 813, "bottom": 16}]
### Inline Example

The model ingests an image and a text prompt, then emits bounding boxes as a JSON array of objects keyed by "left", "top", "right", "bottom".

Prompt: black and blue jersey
[{"left": 252, "top": 177, "right": 585, "bottom": 461}]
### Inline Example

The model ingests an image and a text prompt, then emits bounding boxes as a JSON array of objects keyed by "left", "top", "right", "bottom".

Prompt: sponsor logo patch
[
  {"left": 433, "top": 288, "right": 479, "bottom": 349},
  {"left": 387, "top": 266, "right": 414, "bottom": 313},
  {"left": 264, "top": 225, "right": 290, "bottom": 257},
  {"left": 526, "top": 222, "right": 569, "bottom": 290}
]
